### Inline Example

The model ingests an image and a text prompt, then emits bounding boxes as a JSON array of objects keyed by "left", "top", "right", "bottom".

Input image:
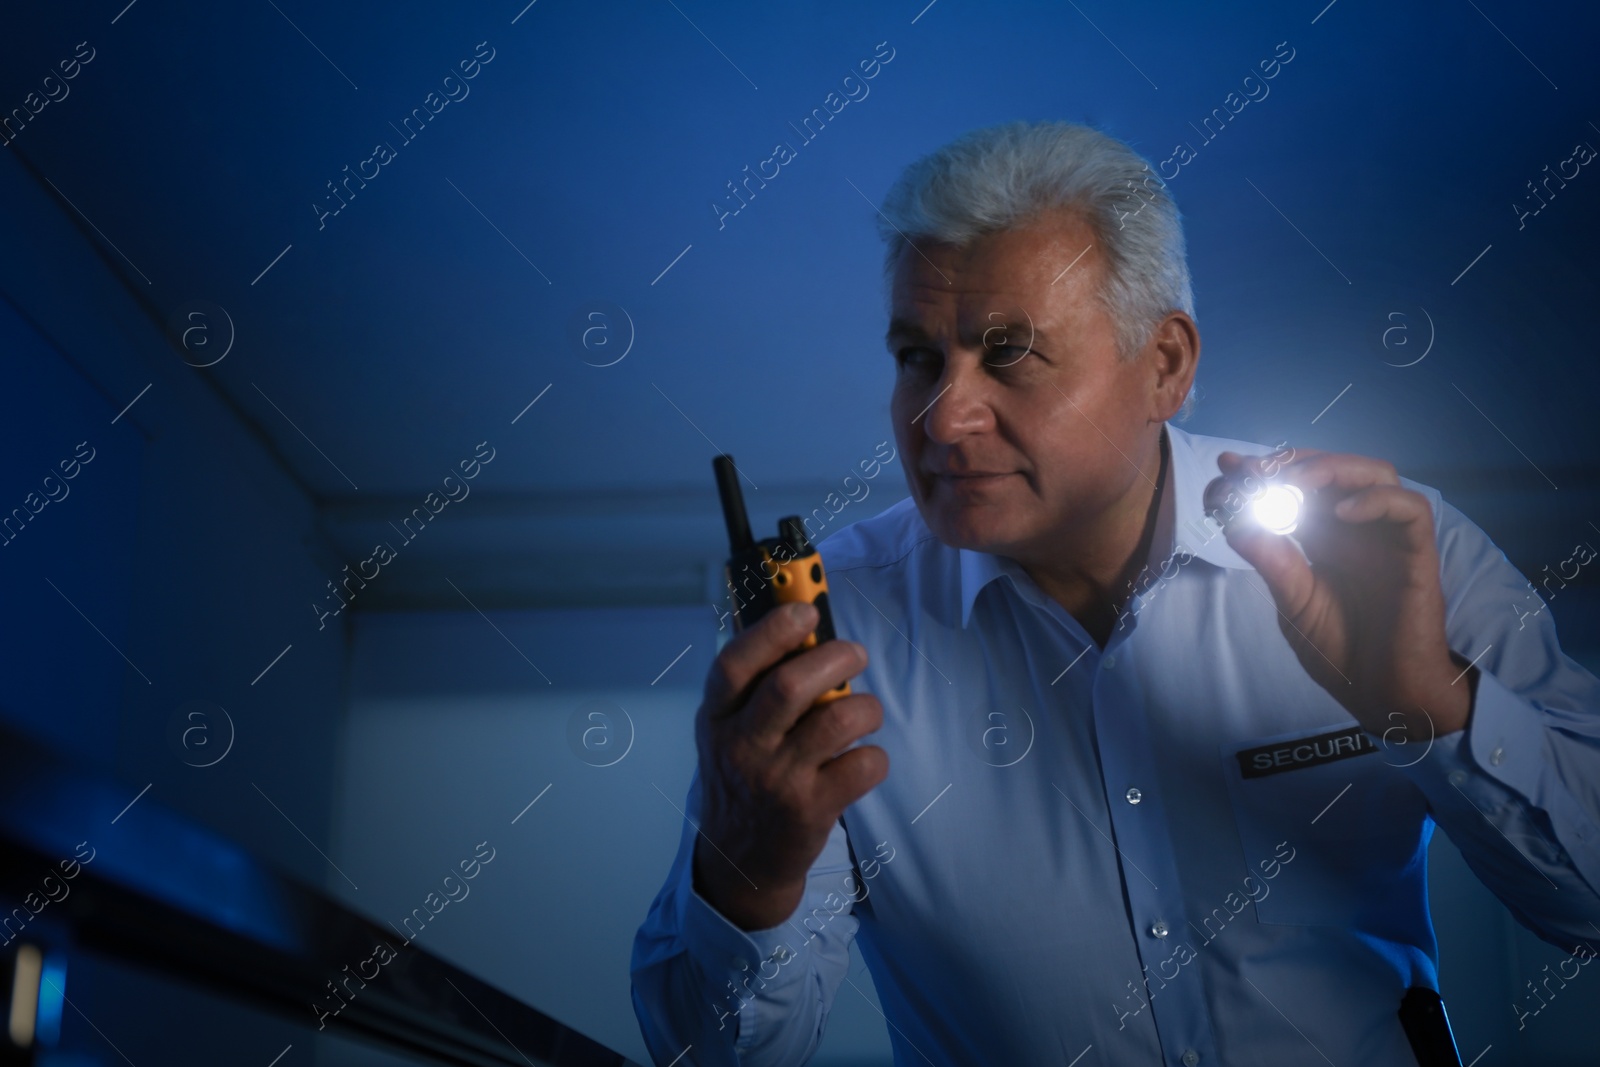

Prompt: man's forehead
[
  {"left": 891, "top": 212, "right": 1096, "bottom": 288},
  {"left": 886, "top": 297, "right": 1046, "bottom": 332},
  {"left": 890, "top": 258, "right": 1056, "bottom": 313},
  {"left": 887, "top": 238, "right": 1099, "bottom": 336}
]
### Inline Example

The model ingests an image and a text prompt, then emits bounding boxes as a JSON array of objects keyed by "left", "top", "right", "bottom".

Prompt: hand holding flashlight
[{"left": 1210, "top": 449, "right": 1474, "bottom": 741}]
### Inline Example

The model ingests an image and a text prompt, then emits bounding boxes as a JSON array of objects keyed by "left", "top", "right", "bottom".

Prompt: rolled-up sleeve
[{"left": 630, "top": 766, "right": 863, "bottom": 1066}]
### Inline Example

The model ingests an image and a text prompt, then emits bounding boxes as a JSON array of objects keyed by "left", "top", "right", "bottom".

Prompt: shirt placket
[{"left": 1093, "top": 617, "right": 1221, "bottom": 1067}]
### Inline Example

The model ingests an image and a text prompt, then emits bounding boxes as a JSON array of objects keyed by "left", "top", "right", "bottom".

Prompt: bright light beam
[{"left": 1250, "top": 484, "right": 1303, "bottom": 535}]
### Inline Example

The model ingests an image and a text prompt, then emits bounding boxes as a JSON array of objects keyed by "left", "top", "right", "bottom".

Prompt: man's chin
[{"left": 918, "top": 501, "right": 1024, "bottom": 555}]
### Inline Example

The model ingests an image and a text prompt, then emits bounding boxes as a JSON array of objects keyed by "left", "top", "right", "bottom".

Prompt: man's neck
[{"left": 1017, "top": 426, "right": 1171, "bottom": 648}]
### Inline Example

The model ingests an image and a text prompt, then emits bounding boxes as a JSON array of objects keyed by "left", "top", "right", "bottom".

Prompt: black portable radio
[{"left": 712, "top": 454, "right": 850, "bottom": 706}]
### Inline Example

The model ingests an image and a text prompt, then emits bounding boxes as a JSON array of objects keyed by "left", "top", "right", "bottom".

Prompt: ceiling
[{"left": 6, "top": 0, "right": 1599, "bottom": 607}]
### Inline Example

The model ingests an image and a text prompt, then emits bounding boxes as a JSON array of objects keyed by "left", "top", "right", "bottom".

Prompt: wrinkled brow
[{"left": 885, "top": 317, "right": 1053, "bottom": 349}]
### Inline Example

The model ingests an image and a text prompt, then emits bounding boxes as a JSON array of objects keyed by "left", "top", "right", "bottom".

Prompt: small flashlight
[
  {"left": 1203, "top": 475, "right": 1305, "bottom": 536},
  {"left": 1250, "top": 483, "right": 1304, "bottom": 535}
]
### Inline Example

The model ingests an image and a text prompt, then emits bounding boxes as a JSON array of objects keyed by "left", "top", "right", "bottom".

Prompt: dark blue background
[{"left": 1, "top": 1, "right": 1596, "bottom": 1064}]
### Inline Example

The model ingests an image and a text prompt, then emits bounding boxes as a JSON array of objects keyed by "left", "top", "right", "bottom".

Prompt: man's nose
[{"left": 921, "top": 357, "right": 994, "bottom": 444}]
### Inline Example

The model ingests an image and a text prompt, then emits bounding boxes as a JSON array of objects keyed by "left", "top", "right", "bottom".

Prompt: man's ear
[{"left": 1146, "top": 311, "right": 1200, "bottom": 422}]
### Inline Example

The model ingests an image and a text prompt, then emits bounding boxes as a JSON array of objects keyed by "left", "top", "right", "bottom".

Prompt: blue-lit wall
[
  {"left": 0, "top": 150, "right": 350, "bottom": 891},
  {"left": 0, "top": 156, "right": 350, "bottom": 1063}
]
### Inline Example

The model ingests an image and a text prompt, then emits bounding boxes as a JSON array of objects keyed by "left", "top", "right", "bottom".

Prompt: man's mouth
[{"left": 931, "top": 471, "right": 1018, "bottom": 488}]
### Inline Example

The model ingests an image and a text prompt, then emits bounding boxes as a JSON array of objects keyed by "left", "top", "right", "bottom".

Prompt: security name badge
[{"left": 1234, "top": 725, "right": 1378, "bottom": 780}]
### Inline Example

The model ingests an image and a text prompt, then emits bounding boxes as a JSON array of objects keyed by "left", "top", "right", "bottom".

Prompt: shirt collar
[{"left": 956, "top": 423, "right": 1254, "bottom": 629}]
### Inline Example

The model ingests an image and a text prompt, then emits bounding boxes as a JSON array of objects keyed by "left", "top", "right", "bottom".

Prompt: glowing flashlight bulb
[{"left": 1251, "top": 484, "right": 1303, "bottom": 535}]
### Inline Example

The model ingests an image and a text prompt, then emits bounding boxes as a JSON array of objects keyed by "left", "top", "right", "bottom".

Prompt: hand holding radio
[
  {"left": 692, "top": 601, "right": 886, "bottom": 931},
  {"left": 689, "top": 456, "right": 889, "bottom": 932}
]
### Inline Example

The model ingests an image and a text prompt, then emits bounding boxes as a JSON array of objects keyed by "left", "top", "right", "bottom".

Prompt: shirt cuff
[
  {"left": 683, "top": 881, "right": 813, "bottom": 973},
  {"left": 1399, "top": 667, "right": 1600, "bottom": 893},
  {"left": 1395, "top": 667, "right": 1537, "bottom": 798},
  {"left": 1463, "top": 666, "right": 1550, "bottom": 797},
  {"left": 679, "top": 881, "right": 814, "bottom": 1048}
]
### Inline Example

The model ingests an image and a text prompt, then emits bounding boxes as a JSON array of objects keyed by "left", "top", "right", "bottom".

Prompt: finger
[
  {"left": 1275, "top": 452, "right": 1400, "bottom": 496},
  {"left": 814, "top": 743, "right": 890, "bottom": 814},
  {"left": 1217, "top": 446, "right": 1324, "bottom": 480},
  {"left": 703, "top": 601, "right": 820, "bottom": 720},
  {"left": 784, "top": 692, "right": 883, "bottom": 768},
  {"left": 1332, "top": 485, "right": 1437, "bottom": 554},
  {"left": 1216, "top": 450, "right": 1262, "bottom": 479},
  {"left": 744, "top": 640, "right": 868, "bottom": 742},
  {"left": 1222, "top": 515, "right": 1317, "bottom": 619}
]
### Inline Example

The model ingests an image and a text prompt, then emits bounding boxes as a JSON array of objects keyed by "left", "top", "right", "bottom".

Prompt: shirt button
[
  {"left": 1103, "top": 654, "right": 1117, "bottom": 669},
  {"left": 1149, "top": 920, "right": 1169, "bottom": 939},
  {"left": 1126, "top": 787, "right": 1143, "bottom": 805},
  {"left": 1182, "top": 1050, "right": 1200, "bottom": 1067},
  {"left": 1490, "top": 745, "right": 1505, "bottom": 766},
  {"left": 1448, "top": 770, "right": 1468, "bottom": 787}
]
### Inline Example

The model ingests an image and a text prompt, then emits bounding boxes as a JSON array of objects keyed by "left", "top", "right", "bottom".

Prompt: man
[{"left": 630, "top": 120, "right": 1600, "bottom": 1065}]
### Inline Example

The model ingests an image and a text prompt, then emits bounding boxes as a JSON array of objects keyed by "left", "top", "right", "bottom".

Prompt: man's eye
[
  {"left": 984, "top": 345, "right": 1032, "bottom": 368},
  {"left": 895, "top": 347, "right": 939, "bottom": 371}
]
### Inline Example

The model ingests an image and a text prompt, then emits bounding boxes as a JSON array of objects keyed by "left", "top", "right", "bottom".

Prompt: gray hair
[{"left": 876, "top": 121, "right": 1195, "bottom": 397}]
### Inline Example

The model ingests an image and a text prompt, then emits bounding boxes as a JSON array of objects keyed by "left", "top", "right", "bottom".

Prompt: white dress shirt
[{"left": 631, "top": 422, "right": 1600, "bottom": 1066}]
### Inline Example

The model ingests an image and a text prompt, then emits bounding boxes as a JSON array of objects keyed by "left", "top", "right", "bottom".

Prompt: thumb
[
  {"left": 704, "top": 600, "right": 818, "bottom": 719},
  {"left": 1223, "top": 519, "right": 1315, "bottom": 617}
]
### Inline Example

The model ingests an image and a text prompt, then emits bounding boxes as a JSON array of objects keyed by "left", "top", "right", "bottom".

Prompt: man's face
[{"left": 886, "top": 208, "right": 1160, "bottom": 560}]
